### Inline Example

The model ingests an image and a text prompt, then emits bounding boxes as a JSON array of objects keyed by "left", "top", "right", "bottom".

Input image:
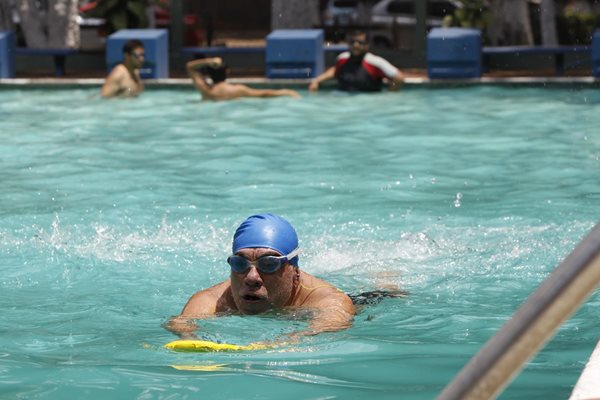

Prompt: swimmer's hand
[
  {"left": 388, "top": 80, "right": 401, "bottom": 91},
  {"left": 387, "top": 72, "right": 405, "bottom": 91},
  {"left": 309, "top": 67, "right": 335, "bottom": 92},
  {"left": 285, "top": 89, "right": 301, "bottom": 99},
  {"left": 163, "top": 316, "right": 200, "bottom": 339}
]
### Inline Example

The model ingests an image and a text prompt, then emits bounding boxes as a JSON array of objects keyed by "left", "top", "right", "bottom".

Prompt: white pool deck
[{"left": 570, "top": 339, "right": 600, "bottom": 400}]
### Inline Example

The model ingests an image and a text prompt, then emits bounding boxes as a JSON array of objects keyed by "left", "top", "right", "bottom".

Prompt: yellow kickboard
[
  {"left": 164, "top": 339, "right": 268, "bottom": 352},
  {"left": 171, "top": 364, "right": 229, "bottom": 371}
]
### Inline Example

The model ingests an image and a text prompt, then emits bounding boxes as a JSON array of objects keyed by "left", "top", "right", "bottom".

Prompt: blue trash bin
[
  {"left": 106, "top": 29, "right": 169, "bottom": 79},
  {"left": 427, "top": 28, "right": 481, "bottom": 79},
  {"left": 592, "top": 29, "right": 600, "bottom": 77},
  {"left": 0, "top": 31, "right": 15, "bottom": 79},
  {"left": 266, "top": 29, "right": 324, "bottom": 79}
]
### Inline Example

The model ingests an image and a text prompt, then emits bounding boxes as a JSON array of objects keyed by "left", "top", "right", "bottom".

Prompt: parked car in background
[
  {"left": 370, "top": 0, "right": 462, "bottom": 49},
  {"left": 322, "top": 0, "right": 360, "bottom": 26}
]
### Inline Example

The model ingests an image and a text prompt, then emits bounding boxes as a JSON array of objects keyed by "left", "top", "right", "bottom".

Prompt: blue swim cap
[{"left": 232, "top": 214, "right": 299, "bottom": 266}]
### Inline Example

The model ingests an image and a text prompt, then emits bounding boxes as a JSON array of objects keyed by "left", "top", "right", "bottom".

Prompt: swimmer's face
[
  {"left": 126, "top": 46, "right": 145, "bottom": 68},
  {"left": 229, "top": 247, "right": 297, "bottom": 314},
  {"left": 350, "top": 33, "right": 369, "bottom": 57}
]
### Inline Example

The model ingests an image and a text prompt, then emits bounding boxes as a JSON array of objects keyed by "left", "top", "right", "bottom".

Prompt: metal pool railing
[{"left": 438, "top": 222, "right": 600, "bottom": 400}]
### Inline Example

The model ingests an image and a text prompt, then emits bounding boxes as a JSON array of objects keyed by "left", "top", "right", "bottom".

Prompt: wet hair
[
  {"left": 349, "top": 30, "right": 370, "bottom": 42},
  {"left": 123, "top": 39, "right": 144, "bottom": 55},
  {"left": 200, "top": 65, "right": 228, "bottom": 84}
]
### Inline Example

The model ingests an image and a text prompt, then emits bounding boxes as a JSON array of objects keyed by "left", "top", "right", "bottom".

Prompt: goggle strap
[{"left": 285, "top": 247, "right": 300, "bottom": 260}]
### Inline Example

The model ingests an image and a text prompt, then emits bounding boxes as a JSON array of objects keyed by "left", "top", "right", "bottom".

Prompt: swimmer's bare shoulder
[
  {"left": 297, "top": 272, "right": 355, "bottom": 312},
  {"left": 180, "top": 280, "right": 235, "bottom": 316},
  {"left": 290, "top": 272, "right": 355, "bottom": 334},
  {"left": 101, "top": 65, "right": 126, "bottom": 97},
  {"left": 101, "top": 64, "right": 142, "bottom": 98}
]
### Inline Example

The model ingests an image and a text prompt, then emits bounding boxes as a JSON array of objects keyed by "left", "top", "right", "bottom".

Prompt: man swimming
[
  {"left": 309, "top": 31, "right": 405, "bottom": 92},
  {"left": 166, "top": 214, "right": 355, "bottom": 338},
  {"left": 101, "top": 39, "right": 145, "bottom": 98},
  {"left": 186, "top": 57, "right": 301, "bottom": 101}
]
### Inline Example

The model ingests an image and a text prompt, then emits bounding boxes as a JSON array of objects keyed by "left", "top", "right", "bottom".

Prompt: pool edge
[{"left": 1, "top": 76, "right": 599, "bottom": 88}]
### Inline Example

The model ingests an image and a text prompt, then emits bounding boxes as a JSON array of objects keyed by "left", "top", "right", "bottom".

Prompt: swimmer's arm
[
  {"left": 188, "top": 71, "right": 213, "bottom": 98},
  {"left": 186, "top": 57, "right": 221, "bottom": 97},
  {"left": 308, "top": 66, "right": 336, "bottom": 92},
  {"left": 305, "top": 295, "right": 355, "bottom": 334},
  {"left": 186, "top": 57, "right": 222, "bottom": 70},
  {"left": 258, "top": 304, "right": 354, "bottom": 349},
  {"left": 164, "top": 303, "right": 212, "bottom": 340},
  {"left": 164, "top": 283, "right": 229, "bottom": 338},
  {"left": 388, "top": 70, "right": 405, "bottom": 91},
  {"left": 292, "top": 285, "right": 355, "bottom": 335},
  {"left": 163, "top": 315, "right": 200, "bottom": 339},
  {"left": 101, "top": 65, "right": 126, "bottom": 98},
  {"left": 280, "top": 294, "right": 356, "bottom": 344},
  {"left": 134, "top": 69, "right": 144, "bottom": 92},
  {"left": 238, "top": 86, "right": 301, "bottom": 99}
]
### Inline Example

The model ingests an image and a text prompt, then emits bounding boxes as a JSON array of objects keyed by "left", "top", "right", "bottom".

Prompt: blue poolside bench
[
  {"left": 0, "top": 31, "right": 15, "bottom": 78},
  {"left": 427, "top": 28, "right": 482, "bottom": 78},
  {"left": 14, "top": 47, "right": 78, "bottom": 77},
  {"left": 427, "top": 28, "right": 597, "bottom": 78},
  {"left": 482, "top": 45, "right": 591, "bottom": 76}
]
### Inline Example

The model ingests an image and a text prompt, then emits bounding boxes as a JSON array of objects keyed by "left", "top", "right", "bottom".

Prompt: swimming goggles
[{"left": 227, "top": 248, "right": 299, "bottom": 274}]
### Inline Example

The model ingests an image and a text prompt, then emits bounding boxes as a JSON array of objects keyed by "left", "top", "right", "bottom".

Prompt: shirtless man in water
[
  {"left": 166, "top": 214, "right": 355, "bottom": 338},
  {"left": 186, "top": 57, "right": 300, "bottom": 101},
  {"left": 101, "top": 39, "right": 145, "bottom": 98}
]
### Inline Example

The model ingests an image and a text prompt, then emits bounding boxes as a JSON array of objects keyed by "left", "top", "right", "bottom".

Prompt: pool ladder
[{"left": 438, "top": 222, "right": 600, "bottom": 400}]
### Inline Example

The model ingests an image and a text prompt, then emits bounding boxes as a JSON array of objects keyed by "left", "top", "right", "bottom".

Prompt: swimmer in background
[
  {"left": 309, "top": 31, "right": 405, "bottom": 92},
  {"left": 101, "top": 39, "right": 145, "bottom": 98},
  {"left": 165, "top": 213, "right": 355, "bottom": 339},
  {"left": 186, "top": 57, "right": 301, "bottom": 101}
]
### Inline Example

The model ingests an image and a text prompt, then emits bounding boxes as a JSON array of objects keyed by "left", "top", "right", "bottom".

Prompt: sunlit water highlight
[{"left": 0, "top": 85, "right": 599, "bottom": 399}]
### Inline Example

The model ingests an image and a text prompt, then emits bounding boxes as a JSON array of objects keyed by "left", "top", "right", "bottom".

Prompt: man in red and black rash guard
[{"left": 309, "top": 31, "right": 405, "bottom": 92}]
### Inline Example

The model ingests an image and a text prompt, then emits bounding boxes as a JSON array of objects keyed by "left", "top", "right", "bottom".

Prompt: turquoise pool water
[{"left": 0, "top": 85, "right": 598, "bottom": 399}]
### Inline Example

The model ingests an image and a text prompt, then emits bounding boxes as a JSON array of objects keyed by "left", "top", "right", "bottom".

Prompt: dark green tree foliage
[
  {"left": 443, "top": 0, "right": 491, "bottom": 30},
  {"left": 86, "top": 0, "right": 151, "bottom": 34},
  {"left": 557, "top": 9, "right": 599, "bottom": 44}
]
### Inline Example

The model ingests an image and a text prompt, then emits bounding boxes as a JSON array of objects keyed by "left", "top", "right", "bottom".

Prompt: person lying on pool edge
[
  {"left": 186, "top": 57, "right": 301, "bottom": 101},
  {"left": 165, "top": 213, "right": 355, "bottom": 339}
]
